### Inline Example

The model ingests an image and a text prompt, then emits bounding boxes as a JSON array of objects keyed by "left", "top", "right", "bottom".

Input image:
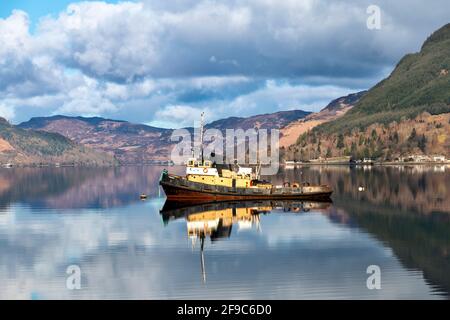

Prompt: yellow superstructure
[
  {"left": 185, "top": 159, "right": 272, "bottom": 189},
  {"left": 187, "top": 174, "right": 253, "bottom": 188}
]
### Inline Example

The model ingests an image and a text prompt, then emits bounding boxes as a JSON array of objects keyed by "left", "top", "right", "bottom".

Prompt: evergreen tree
[
  {"left": 418, "top": 134, "right": 427, "bottom": 153},
  {"left": 358, "top": 135, "right": 364, "bottom": 146},
  {"left": 371, "top": 129, "right": 377, "bottom": 139},
  {"left": 363, "top": 146, "right": 370, "bottom": 158},
  {"left": 408, "top": 128, "right": 417, "bottom": 142},
  {"left": 393, "top": 132, "right": 399, "bottom": 144},
  {"left": 344, "top": 147, "right": 351, "bottom": 156},
  {"left": 350, "top": 141, "right": 357, "bottom": 156},
  {"left": 336, "top": 134, "right": 345, "bottom": 149}
]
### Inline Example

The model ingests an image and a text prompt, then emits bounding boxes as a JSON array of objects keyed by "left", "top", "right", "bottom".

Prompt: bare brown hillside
[
  {"left": 280, "top": 91, "right": 365, "bottom": 148},
  {"left": 286, "top": 112, "right": 450, "bottom": 161}
]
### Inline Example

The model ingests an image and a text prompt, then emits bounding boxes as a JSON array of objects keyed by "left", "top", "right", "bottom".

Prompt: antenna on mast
[{"left": 254, "top": 126, "right": 261, "bottom": 180}]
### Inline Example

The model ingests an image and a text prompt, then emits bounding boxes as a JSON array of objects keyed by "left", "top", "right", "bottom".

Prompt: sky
[{"left": 1, "top": 0, "right": 450, "bottom": 128}]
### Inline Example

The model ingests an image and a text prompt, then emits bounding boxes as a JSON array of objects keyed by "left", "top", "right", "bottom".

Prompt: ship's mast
[
  {"left": 256, "top": 162, "right": 261, "bottom": 180},
  {"left": 200, "top": 112, "right": 205, "bottom": 163},
  {"left": 255, "top": 126, "right": 261, "bottom": 180}
]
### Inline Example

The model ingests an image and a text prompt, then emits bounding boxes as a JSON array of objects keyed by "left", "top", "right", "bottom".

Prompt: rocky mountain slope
[
  {"left": 280, "top": 91, "right": 366, "bottom": 147},
  {"left": 0, "top": 118, "right": 116, "bottom": 166}
]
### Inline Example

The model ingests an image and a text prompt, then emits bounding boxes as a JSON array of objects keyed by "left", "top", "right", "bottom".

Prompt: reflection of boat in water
[
  {"left": 159, "top": 113, "right": 333, "bottom": 202},
  {"left": 160, "top": 200, "right": 331, "bottom": 283},
  {"left": 160, "top": 199, "right": 332, "bottom": 226}
]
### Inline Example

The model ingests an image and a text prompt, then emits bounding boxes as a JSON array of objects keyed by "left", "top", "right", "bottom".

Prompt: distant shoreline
[
  {"left": 0, "top": 161, "right": 173, "bottom": 168},
  {"left": 2, "top": 161, "right": 449, "bottom": 170},
  {"left": 0, "top": 164, "right": 119, "bottom": 169},
  {"left": 283, "top": 161, "right": 450, "bottom": 166}
]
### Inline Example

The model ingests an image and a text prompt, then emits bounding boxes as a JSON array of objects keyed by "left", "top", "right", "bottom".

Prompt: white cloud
[
  {"left": 55, "top": 76, "right": 118, "bottom": 116},
  {"left": 0, "top": 10, "right": 70, "bottom": 100},
  {"left": 29, "top": 0, "right": 447, "bottom": 82},
  {"left": 1, "top": 0, "right": 450, "bottom": 125},
  {"left": 0, "top": 104, "right": 15, "bottom": 121},
  {"left": 152, "top": 104, "right": 207, "bottom": 128},
  {"left": 146, "top": 80, "right": 360, "bottom": 128},
  {"left": 36, "top": 1, "right": 162, "bottom": 81},
  {"left": 228, "top": 80, "right": 358, "bottom": 114}
]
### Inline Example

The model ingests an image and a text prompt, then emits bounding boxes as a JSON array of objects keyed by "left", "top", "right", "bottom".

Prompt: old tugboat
[
  {"left": 160, "top": 162, "right": 332, "bottom": 202},
  {"left": 159, "top": 114, "right": 332, "bottom": 203}
]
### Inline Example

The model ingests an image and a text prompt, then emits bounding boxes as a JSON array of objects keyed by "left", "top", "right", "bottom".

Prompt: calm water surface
[{"left": 0, "top": 165, "right": 449, "bottom": 299}]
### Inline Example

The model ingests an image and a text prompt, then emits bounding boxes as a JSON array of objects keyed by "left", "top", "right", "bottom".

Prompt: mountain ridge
[
  {"left": 0, "top": 117, "right": 116, "bottom": 166},
  {"left": 18, "top": 109, "right": 312, "bottom": 164}
]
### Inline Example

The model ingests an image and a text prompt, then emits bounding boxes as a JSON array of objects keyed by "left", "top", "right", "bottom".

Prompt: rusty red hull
[{"left": 160, "top": 178, "right": 333, "bottom": 202}]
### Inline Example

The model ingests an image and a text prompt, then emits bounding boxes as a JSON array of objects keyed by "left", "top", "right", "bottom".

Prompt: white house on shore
[
  {"left": 398, "top": 154, "right": 446, "bottom": 162},
  {"left": 432, "top": 155, "right": 446, "bottom": 162}
]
